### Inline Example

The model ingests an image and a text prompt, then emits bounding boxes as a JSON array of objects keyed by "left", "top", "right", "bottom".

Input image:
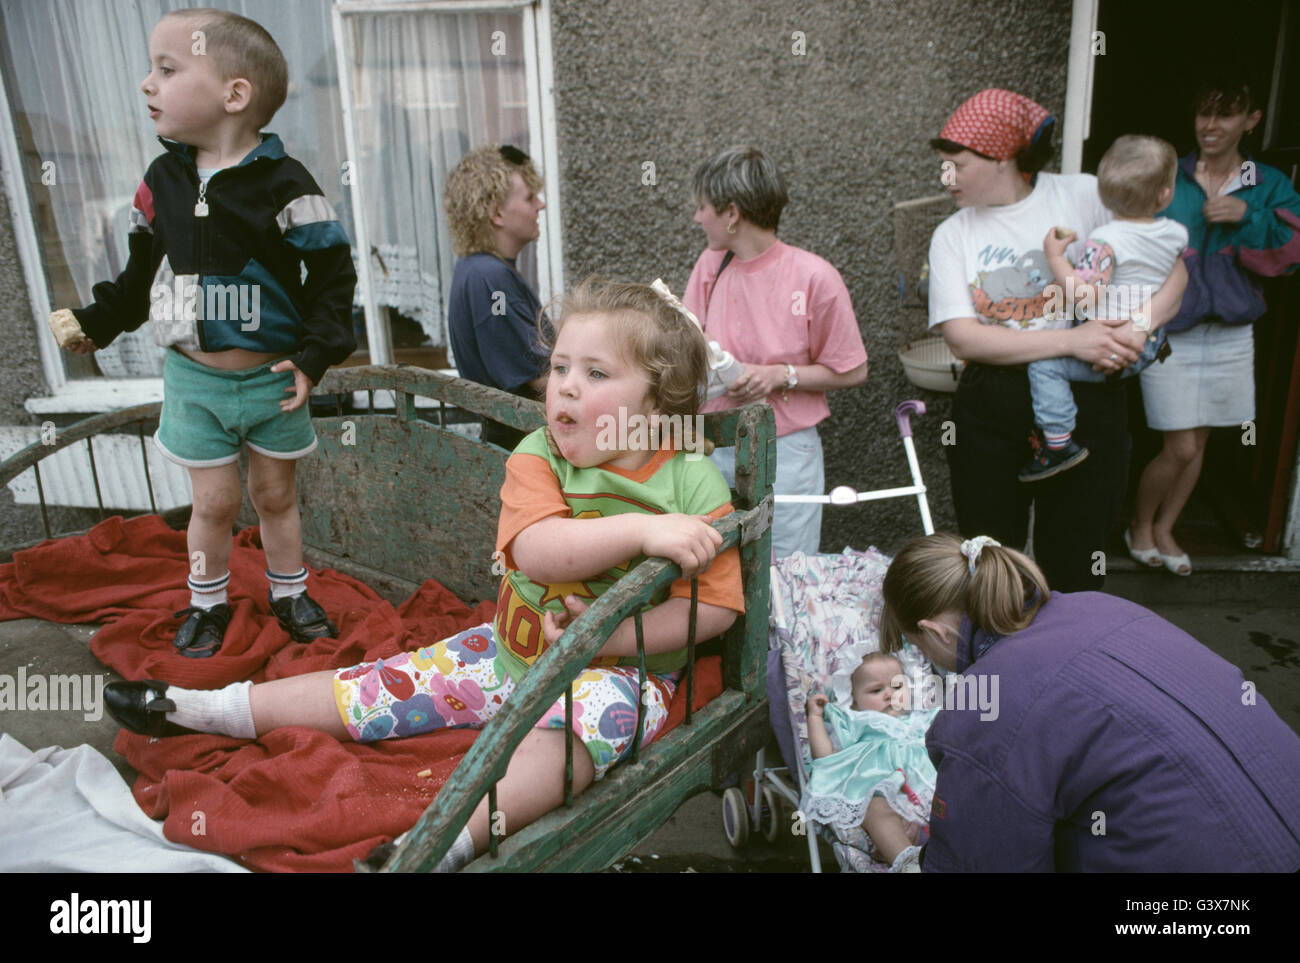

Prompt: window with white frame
[
  {"left": 0, "top": 0, "right": 560, "bottom": 410},
  {"left": 333, "top": 0, "right": 561, "bottom": 369}
]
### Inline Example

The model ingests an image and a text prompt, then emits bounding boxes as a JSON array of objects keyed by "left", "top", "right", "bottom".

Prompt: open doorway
[{"left": 1086, "top": 0, "right": 1300, "bottom": 558}]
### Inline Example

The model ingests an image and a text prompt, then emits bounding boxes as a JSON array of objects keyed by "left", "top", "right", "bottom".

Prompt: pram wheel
[
  {"left": 760, "top": 786, "right": 782, "bottom": 843},
  {"left": 721, "top": 787, "right": 750, "bottom": 848}
]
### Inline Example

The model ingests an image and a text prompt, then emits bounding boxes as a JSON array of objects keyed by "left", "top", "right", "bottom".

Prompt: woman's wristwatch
[{"left": 782, "top": 363, "right": 798, "bottom": 401}]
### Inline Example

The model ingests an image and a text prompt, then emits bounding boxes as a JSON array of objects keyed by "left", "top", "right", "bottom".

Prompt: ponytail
[
  {"left": 966, "top": 539, "right": 1049, "bottom": 636},
  {"left": 881, "top": 533, "right": 1048, "bottom": 652}
]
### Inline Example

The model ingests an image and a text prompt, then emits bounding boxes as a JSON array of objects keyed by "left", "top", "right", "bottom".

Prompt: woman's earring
[{"left": 726, "top": 223, "right": 736, "bottom": 235}]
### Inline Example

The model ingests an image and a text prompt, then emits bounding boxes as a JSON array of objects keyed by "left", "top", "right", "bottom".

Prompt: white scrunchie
[{"left": 960, "top": 535, "right": 1001, "bottom": 576}]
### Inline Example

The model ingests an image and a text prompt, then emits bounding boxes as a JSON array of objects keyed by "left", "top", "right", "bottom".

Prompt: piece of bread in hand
[
  {"left": 48, "top": 308, "right": 88, "bottom": 349},
  {"left": 1053, "top": 226, "right": 1073, "bottom": 241}
]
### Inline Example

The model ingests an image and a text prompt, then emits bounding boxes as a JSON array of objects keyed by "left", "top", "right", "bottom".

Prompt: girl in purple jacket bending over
[{"left": 880, "top": 532, "right": 1300, "bottom": 872}]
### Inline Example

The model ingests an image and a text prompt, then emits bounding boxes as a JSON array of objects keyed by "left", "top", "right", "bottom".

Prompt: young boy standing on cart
[{"left": 49, "top": 8, "right": 356, "bottom": 657}]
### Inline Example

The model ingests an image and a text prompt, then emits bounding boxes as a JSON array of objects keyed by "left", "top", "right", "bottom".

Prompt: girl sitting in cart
[
  {"left": 103, "top": 280, "right": 746, "bottom": 872},
  {"left": 804, "top": 651, "right": 938, "bottom": 872}
]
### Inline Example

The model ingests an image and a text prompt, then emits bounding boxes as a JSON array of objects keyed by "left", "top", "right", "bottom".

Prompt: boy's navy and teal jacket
[
  {"left": 1160, "top": 152, "right": 1300, "bottom": 334},
  {"left": 72, "top": 134, "right": 357, "bottom": 385}
]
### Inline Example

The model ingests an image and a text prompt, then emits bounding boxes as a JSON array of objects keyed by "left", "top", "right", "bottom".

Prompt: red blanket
[{"left": 0, "top": 515, "right": 722, "bottom": 871}]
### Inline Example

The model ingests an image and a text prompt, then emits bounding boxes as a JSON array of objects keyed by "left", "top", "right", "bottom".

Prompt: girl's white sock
[
  {"left": 434, "top": 826, "right": 476, "bottom": 873},
  {"left": 163, "top": 681, "right": 256, "bottom": 739}
]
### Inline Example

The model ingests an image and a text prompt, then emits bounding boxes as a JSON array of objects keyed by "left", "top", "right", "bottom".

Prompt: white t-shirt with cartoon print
[
  {"left": 928, "top": 173, "right": 1111, "bottom": 333},
  {"left": 1073, "top": 218, "right": 1188, "bottom": 321}
]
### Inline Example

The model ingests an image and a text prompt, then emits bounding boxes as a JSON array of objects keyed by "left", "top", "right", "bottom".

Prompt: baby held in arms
[{"left": 803, "top": 652, "right": 939, "bottom": 872}]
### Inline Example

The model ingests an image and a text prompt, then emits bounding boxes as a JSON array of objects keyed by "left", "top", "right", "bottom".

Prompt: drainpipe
[{"left": 1061, "top": 0, "right": 1099, "bottom": 175}]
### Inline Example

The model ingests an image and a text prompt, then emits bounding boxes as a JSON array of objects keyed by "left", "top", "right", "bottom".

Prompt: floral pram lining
[{"left": 770, "top": 547, "right": 933, "bottom": 873}]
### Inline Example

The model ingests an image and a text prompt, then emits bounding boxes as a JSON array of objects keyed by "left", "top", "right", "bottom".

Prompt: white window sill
[
  {"left": 25, "top": 378, "right": 164, "bottom": 414},
  {"left": 24, "top": 369, "right": 466, "bottom": 415}
]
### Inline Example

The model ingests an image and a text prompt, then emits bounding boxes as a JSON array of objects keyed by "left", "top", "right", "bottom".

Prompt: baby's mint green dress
[{"left": 800, "top": 704, "right": 940, "bottom": 831}]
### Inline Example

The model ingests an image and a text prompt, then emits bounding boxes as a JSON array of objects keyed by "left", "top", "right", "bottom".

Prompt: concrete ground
[{"left": 2, "top": 564, "right": 1297, "bottom": 873}]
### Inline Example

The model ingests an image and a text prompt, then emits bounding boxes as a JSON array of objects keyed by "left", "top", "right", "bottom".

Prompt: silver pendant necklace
[{"left": 194, "top": 178, "right": 209, "bottom": 217}]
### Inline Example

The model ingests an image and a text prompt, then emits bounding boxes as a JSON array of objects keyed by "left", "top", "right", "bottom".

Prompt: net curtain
[{"left": 2, "top": 0, "right": 532, "bottom": 375}]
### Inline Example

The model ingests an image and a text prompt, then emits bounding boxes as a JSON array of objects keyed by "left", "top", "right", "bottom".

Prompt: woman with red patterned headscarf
[{"left": 925, "top": 89, "right": 1188, "bottom": 591}]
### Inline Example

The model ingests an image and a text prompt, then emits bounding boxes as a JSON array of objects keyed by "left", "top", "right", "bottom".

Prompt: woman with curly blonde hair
[{"left": 444, "top": 145, "right": 549, "bottom": 448}]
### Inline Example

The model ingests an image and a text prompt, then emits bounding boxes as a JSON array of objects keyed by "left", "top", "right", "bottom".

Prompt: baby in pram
[{"left": 805, "top": 652, "right": 938, "bottom": 872}]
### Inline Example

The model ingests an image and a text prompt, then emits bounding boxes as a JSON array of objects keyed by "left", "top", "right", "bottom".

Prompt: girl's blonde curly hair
[
  {"left": 539, "top": 279, "right": 710, "bottom": 426},
  {"left": 443, "top": 145, "right": 543, "bottom": 257}
]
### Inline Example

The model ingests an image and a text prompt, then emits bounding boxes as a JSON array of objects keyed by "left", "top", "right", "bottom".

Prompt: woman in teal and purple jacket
[{"left": 1128, "top": 75, "right": 1300, "bottom": 576}]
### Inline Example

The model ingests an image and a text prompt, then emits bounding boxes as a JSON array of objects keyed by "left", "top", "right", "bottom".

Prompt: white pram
[{"left": 720, "top": 401, "right": 936, "bottom": 872}]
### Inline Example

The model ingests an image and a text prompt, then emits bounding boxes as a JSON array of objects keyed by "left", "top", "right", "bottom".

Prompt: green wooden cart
[{"left": 0, "top": 365, "right": 777, "bottom": 872}]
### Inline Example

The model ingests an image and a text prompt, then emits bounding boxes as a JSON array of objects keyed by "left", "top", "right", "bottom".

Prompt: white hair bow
[
  {"left": 650, "top": 278, "right": 742, "bottom": 400},
  {"left": 650, "top": 278, "right": 702, "bottom": 329}
]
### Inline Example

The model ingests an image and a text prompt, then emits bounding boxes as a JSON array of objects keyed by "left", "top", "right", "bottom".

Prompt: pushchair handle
[{"left": 894, "top": 400, "right": 926, "bottom": 438}]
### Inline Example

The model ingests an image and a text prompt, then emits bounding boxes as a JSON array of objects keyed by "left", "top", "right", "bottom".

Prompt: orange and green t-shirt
[{"left": 493, "top": 428, "right": 745, "bottom": 682}]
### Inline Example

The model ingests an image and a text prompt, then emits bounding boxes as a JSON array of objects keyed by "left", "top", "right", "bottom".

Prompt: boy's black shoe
[
  {"left": 104, "top": 679, "right": 198, "bottom": 737},
  {"left": 269, "top": 590, "right": 338, "bottom": 643},
  {"left": 172, "top": 603, "right": 231, "bottom": 659},
  {"left": 1019, "top": 439, "right": 1090, "bottom": 482}
]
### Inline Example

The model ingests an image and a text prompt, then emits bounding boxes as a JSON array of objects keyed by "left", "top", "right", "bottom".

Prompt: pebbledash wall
[
  {"left": 0, "top": 0, "right": 1073, "bottom": 555},
  {"left": 546, "top": 0, "right": 1072, "bottom": 552}
]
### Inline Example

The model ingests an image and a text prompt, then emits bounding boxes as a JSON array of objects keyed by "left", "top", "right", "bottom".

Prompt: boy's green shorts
[{"left": 154, "top": 349, "right": 317, "bottom": 467}]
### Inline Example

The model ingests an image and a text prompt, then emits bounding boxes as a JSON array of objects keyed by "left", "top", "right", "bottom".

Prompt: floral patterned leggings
[{"left": 332, "top": 622, "right": 680, "bottom": 779}]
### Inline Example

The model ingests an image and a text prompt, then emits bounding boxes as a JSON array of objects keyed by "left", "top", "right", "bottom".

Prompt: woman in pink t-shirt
[{"left": 683, "top": 146, "right": 869, "bottom": 558}]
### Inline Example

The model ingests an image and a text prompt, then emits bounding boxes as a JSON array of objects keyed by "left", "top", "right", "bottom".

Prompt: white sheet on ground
[{"left": 0, "top": 734, "right": 247, "bottom": 872}]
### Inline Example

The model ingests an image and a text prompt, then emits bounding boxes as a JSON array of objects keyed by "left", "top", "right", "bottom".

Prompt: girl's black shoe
[{"left": 104, "top": 680, "right": 198, "bottom": 737}]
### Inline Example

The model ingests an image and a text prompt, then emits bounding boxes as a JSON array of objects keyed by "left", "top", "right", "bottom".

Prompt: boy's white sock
[
  {"left": 163, "top": 681, "right": 256, "bottom": 739},
  {"left": 189, "top": 572, "right": 230, "bottom": 610},
  {"left": 267, "top": 567, "right": 308, "bottom": 601},
  {"left": 434, "top": 826, "right": 476, "bottom": 873}
]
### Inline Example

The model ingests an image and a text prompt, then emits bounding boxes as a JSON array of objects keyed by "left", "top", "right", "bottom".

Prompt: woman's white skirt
[{"left": 1140, "top": 323, "right": 1255, "bottom": 431}]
